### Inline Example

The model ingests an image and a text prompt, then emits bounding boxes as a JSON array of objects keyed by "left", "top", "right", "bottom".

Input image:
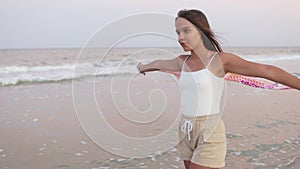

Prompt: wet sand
[
  {"left": 0, "top": 73, "right": 300, "bottom": 169},
  {"left": 223, "top": 82, "right": 300, "bottom": 169}
]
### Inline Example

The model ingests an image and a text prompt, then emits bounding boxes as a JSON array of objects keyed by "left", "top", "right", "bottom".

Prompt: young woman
[{"left": 137, "top": 9, "right": 300, "bottom": 169}]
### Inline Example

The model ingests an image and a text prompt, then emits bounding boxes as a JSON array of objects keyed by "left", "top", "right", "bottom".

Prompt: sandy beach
[
  {"left": 1, "top": 47, "right": 300, "bottom": 169},
  {"left": 223, "top": 82, "right": 300, "bottom": 169},
  {"left": 1, "top": 72, "right": 300, "bottom": 169}
]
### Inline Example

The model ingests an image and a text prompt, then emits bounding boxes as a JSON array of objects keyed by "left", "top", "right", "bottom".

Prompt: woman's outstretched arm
[
  {"left": 137, "top": 55, "right": 185, "bottom": 75},
  {"left": 221, "top": 53, "right": 300, "bottom": 90}
]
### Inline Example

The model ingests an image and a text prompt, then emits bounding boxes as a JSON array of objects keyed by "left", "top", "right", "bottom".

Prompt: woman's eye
[
  {"left": 176, "top": 29, "right": 190, "bottom": 35},
  {"left": 183, "top": 29, "right": 190, "bottom": 33}
]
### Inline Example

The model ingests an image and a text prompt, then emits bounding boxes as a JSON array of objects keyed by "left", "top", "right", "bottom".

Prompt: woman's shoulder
[
  {"left": 218, "top": 52, "right": 241, "bottom": 63},
  {"left": 218, "top": 52, "right": 238, "bottom": 57},
  {"left": 177, "top": 54, "right": 190, "bottom": 61}
]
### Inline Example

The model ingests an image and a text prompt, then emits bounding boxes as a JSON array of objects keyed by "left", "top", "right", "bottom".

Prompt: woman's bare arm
[
  {"left": 221, "top": 53, "right": 300, "bottom": 90},
  {"left": 137, "top": 55, "right": 186, "bottom": 75}
]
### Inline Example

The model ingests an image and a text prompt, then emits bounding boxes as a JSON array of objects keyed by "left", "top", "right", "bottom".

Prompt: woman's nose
[{"left": 178, "top": 33, "right": 184, "bottom": 41}]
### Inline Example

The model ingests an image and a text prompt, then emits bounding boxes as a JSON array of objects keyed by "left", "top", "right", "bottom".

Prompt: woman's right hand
[{"left": 137, "top": 62, "right": 145, "bottom": 75}]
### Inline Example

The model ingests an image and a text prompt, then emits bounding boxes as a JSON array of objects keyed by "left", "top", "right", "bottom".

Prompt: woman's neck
[{"left": 190, "top": 49, "right": 215, "bottom": 64}]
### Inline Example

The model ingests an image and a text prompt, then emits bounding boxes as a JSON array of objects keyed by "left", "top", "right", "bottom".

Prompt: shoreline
[
  {"left": 1, "top": 46, "right": 300, "bottom": 168},
  {"left": 1, "top": 74, "right": 300, "bottom": 168}
]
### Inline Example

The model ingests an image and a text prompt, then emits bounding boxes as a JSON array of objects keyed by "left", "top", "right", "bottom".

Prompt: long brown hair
[{"left": 176, "top": 9, "right": 223, "bottom": 52}]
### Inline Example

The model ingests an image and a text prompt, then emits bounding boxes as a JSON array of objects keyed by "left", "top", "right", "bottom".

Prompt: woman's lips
[{"left": 180, "top": 43, "right": 187, "bottom": 47}]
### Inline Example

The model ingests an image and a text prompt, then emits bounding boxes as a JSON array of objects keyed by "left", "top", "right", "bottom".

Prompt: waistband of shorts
[{"left": 181, "top": 113, "right": 222, "bottom": 122}]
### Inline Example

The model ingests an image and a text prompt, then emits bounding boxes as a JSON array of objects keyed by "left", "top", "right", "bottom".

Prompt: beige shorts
[{"left": 178, "top": 114, "right": 226, "bottom": 168}]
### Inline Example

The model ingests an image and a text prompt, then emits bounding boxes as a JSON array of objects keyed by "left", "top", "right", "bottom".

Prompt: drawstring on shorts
[{"left": 181, "top": 119, "right": 193, "bottom": 141}]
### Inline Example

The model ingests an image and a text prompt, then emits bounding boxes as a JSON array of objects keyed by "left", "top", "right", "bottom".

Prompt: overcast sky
[{"left": 1, "top": 0, "right": 300, "bottom": 49}]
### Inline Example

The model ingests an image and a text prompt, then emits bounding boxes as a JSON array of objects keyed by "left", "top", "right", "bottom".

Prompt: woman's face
[{"left": 175, "top": 17, "right": 202, "bottom": 51}]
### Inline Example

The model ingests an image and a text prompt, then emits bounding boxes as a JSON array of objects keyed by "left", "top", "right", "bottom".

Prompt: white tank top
[{"left": 179, "top": 53, "right": 224, "bottom": 117}]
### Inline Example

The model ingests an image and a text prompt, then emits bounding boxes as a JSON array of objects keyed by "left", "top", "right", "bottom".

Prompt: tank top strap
[
  {"left": 206, "top": 52, "right": 218, "bottom": 68},
  {"left": 182, "top": 55, "right": 191, "bottom": 71}
]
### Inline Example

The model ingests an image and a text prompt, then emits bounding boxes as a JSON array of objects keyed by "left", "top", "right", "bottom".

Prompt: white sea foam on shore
[{"left": 0, "top": 47, "right": 299, "bottom": 86}]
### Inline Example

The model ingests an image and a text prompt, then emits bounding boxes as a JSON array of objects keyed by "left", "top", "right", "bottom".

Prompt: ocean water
[{"left": 0, "top": 47, "right": 300, "bottom": 87}]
